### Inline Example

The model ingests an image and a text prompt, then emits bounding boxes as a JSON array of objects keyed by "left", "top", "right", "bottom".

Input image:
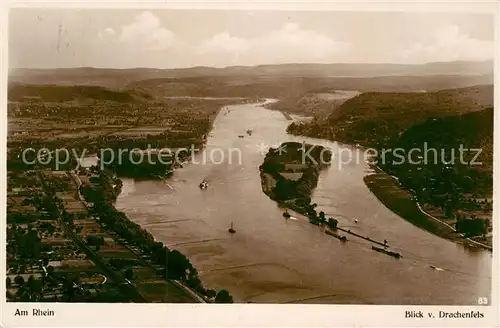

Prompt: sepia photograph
[{"left": 1, "top": 1, "right": 498, "bottom": 326}]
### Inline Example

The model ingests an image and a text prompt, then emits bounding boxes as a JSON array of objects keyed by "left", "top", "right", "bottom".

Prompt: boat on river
[
  {"left": 199, "top": 179, "right": 208, "bottom": 189},
  {"left": 371, "top": 245, "right": 401, "bottom": 258},
  {"left": 228, "top": 221, "right": 236, "bottom": 234},
  {"left": 325, "top": 229, "right": 347, "bottom": 242},
  {"left": 238, "top": 135, "right": 245, "bottom": 138}
]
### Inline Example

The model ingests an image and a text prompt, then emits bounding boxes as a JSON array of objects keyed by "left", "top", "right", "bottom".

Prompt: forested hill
[
  {"left": 287, "top": 85, "right": 493, "bottom": 148},
  {"left": 380, "top": 107, "right": 493, "bottom": 230},
  {"left": 383, "top": 105, "right": 493, "bottom": 196},
  {"left": 392, "top": 107, "right": 493, "bottom": 169}
]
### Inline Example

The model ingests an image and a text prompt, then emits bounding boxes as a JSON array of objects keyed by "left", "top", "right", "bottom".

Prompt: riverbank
[
  {"left": 282, "top": 88, "right": 493, "bottom": 251},
  {"left": 79, "top": 169, "right": 235, "bottom": 302},
  {"left": 114, "top": 99, "right": 491, "bottom": 305},
  {"left": 364, "top": 168, "right": 492, "bottom": 250}
]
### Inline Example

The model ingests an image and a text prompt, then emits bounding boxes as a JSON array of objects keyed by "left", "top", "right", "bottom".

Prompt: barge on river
[
  {"left": 325, "top": 229, "right": 347, "bottom": 242},
  {"left": 371, "top": 245, "right": 401, "bottom": 258}
]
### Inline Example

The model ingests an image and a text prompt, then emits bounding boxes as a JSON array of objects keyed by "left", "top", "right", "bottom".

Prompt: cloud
[
  {"left": 103, "top": 27, "right": 115, "bottom": 35},
  {"left": 93, "top": 16, "right": 491, "bottom": 68},
  {"left": 98, "top": 27, "right": 115, "bottom": 40},
  {"left": 98, "top": 11, "right": 176, "bottom": 51},
  {"left": 197, "top": 32, "right": 251, "bottom": 54},
  {"left": 196, "top": 23, "right": 350, "bottom": 65},
  {"left": 397, "top": 25, "right": 494, "bottom": 63}
]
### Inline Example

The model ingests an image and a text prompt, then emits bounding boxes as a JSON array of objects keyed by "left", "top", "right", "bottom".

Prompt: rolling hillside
[
  {"left": 8, "top": 84, "right": 151, "bottom": 103},
  {"left": 287, "top": 85, "right": 494, "bottom": 147},
  {"left": 9, "top": 60, "right": 493, "bottom": 89},
  {"left": 9, "top": 61, "right": 493, "bottom": 107},
  {"left": 380, "top": 107, "right": 493, "bottom": 240},
  {"left": 393, "top": 107, "right": 493, "bottom": 167}
]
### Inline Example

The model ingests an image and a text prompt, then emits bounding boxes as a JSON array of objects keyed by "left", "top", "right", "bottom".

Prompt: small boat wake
[
  {"left": 429, "top": 265, "right": 445, "bottom": 271},
  {"left": 282, "top": 210, "right": 299, "bottom": 221},
  {"left": 228, "top": 221, "right": 236, "bottom": 234}
]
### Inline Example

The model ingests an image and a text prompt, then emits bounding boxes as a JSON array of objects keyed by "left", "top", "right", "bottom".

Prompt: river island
[{"left": 259, "top": 142, "right": 338, "bottom": 228}]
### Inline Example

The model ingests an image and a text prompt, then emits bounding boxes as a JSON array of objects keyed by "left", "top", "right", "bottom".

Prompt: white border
[{"left": 1, "top": 1, "right": 499, "bottom": 327}]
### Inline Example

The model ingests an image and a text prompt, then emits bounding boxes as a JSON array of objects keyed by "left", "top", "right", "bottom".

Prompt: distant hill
[
  {"left": 225, "top": 60, "right": 493, "bottom": 77},
  {"left": 7, "top": 83, "right": 151, "bottom": 103},
  {"left": 127, "top": 74, "right": 493, "bottom": 99},
  {"left": 9, "top": 60, "right": 493, "bottom": 89},
  {"left": 288, "top": 85, "right": 493, "bottom": 148}
]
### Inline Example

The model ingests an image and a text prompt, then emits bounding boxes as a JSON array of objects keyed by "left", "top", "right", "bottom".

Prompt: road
[{"left": 37, "top": 170, "right": 147, "bottom": 302}]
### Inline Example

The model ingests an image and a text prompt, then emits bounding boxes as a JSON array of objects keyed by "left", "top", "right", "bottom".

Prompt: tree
[
  {"left": 166, "top": 250, "right": 191, "bottom": 280},
  {"left": 327, "top": 218, "right": 338, "bottom": 229},
  {"left": 65, "top": 213, "right": 75, "bottom": 227},
  {"left": 77, "top": 211, "right": 88, "bottom": 220},
  {"left": 6, "top": 277, "right": 12, "bottom": 288},
  {"left": 109, "top": 259, "right": 125, "bottom": 270},
  {"left": 318, "top": 211, "right": 326, "bottom": 224},
  {"left": 61, "top": 275, "right": 79, "bottom": 301},
  {"left": 187, "top": 276, "right": 202, "bottom": 292},
  {"left": 205, "top": 289, "right": 217, "bottom": 299},
  {"left": 86, "top": 235, "right": 105, "bottom": 250},
  {"left": 14, "top": 276, "right": 25, "bottom": 286},
  {"left": 483, "top": 219, "right": 491, "bottom": 238},
  {"left": 124, "top": 268, "right": 134, "bottom": 280},
  {"left": 444, "top": 205, "right": 454, "bottom": 218},
  {"left": 214, "top": 289, "right": 234, "bottom": 303},
  {"left": 152, "top": 247, "right": 168, "bottom": 265},
  {"left": 27, "top": 275, "right": 35, "bottom": 288},
  {"left": 456, "top": 217, "right": 487, "bottom": 237}
]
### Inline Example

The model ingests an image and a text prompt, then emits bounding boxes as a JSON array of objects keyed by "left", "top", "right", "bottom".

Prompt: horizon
[{"left": 9, "top": 59, "right": 495, "bottom": 72}]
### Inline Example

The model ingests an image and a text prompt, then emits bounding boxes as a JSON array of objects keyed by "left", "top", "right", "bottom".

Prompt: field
[
  {"left": 364, "top": 172, "right": 456, "bottom": 239},
  {"left": 364, "top": 171, "right": 492, "bottom": 249},
  {"left": 6, "top": 168, "right": 199, "bottom": 302},
  {"left": 7, "top": 84, "right": 242, "bottom": 148}
]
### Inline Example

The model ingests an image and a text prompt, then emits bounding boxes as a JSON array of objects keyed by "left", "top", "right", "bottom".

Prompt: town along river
[{"left": 115, "top": 99, "right": 491, "bottom": 304}]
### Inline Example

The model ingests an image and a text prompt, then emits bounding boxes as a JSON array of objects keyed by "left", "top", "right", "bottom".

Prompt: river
[{"left": 114, "top": 98, "right": 491, "bottom": 304}]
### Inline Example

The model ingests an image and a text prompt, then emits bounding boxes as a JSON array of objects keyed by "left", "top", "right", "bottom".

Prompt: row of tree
[
  {"left": 82, "top": 170, "right": 234, "bottom": 303},
  {"left": 305, "top": 204, "right": 338, "bottom": 229}
]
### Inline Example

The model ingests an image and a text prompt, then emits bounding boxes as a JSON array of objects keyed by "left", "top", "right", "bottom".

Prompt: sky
[{"left": 8, "top": 9, "right": 495, "bottom": 69}]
